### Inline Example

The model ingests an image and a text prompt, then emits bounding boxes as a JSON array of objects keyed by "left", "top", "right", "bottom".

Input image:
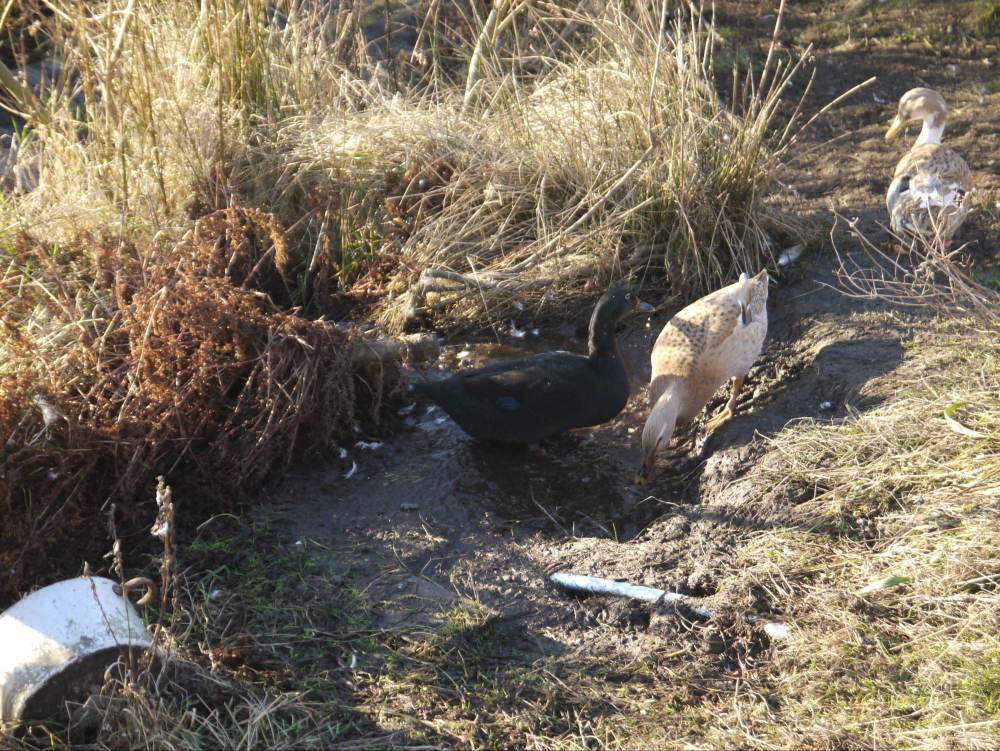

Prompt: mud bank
[{"left": 267, "top": 246, "right": 909, "bottom": 660}]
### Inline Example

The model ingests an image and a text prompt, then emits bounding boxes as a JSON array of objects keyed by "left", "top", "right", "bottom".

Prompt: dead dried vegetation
[
  {"left": 0, "top": 209, "right": 401, "bottom": 600},
  {"left": 708, "top": 323, "right": 1000, "bottom": 748},
  {"left": 4, "top": 0, "right": 998, "bottom": 749},
  {"left": 833, "top": 207, "right": 1000, "bottom": 327},
  {"left": 0, "top": 0, "right": 826, "bottom": 330}
]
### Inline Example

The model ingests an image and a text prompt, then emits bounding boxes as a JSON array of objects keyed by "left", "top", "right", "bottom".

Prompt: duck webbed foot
[
  {"left": 705, "top": 375, "right": 745, "bottom": 434},
  {"left": 704, "top": 406, "right": 733, "bottom": 434}
]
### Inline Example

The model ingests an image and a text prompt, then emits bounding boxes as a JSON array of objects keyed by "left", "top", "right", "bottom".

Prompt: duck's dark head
[{"left": 588, "top": 284, "right": 653, "bottom": 356}]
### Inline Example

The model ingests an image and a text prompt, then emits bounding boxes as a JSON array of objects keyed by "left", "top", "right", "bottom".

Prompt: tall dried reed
[{"left": 1, "top": 0, "right": 841, "bottom": 330}]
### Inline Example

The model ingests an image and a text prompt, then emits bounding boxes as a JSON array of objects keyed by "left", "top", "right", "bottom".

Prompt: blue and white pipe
[
  {"left": 549, "top": 571, "right": 790, "bottom": 640},
  {"left": 550, "top": 572, "right": 714, "bottom": 618}
]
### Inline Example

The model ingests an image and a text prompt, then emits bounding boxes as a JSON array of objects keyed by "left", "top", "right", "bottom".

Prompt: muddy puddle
[{"left": 269, "top": 322, "right": 670, "bottom": 630}]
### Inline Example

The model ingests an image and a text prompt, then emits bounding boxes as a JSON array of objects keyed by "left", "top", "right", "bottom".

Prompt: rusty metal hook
[{"left": 112, "top": 577, "right": 157, "bottom": 607}]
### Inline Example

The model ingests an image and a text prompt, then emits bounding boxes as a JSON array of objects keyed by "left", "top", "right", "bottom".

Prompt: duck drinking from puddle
[{"left": 639, "top": 270, "right": 770, "bottom": 484}]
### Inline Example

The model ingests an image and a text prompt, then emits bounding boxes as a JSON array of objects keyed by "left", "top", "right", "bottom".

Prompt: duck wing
[
  {"left": 651, "top": 292, "right": 742, "bottom": 380},
  {"left": 893, "top": 144, "right": 972, "bottom": 189},
  {"left": 889, "top": 145, "right": 972, "bottom": 241},
  {"left": 451, "top": 351, "right": 593, "bottom": 413},
  {"left": 650, "top": 288, "right": 766, "bottom": 409}
]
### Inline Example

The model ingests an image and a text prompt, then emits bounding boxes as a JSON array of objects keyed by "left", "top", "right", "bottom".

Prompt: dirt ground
[
  {"left": 270, "top": 245, "right": 909, "bottom": 655},
  {"left": 248, "top": 1, "right": 1000, "bottom": 731}
]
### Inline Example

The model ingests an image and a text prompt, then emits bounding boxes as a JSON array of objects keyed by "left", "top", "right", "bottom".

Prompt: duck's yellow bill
[{"left": 885, "top": 116, "right": 904, "bottom": 142}]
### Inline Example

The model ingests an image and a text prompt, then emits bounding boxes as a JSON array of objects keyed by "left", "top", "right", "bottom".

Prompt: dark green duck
[{"left": 413, "top": 285, "right": 651, "bottom": 444}]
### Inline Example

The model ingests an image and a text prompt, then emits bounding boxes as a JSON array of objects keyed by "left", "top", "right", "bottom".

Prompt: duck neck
[
  {"left": 587, "top": 311, "right": 620, "bottom": 363},
  {"left": 642, "top": 382, "right": 683, "bottom": 461},
  {"left": 915, "top": 113, "right": 944, "bottom": 146}
]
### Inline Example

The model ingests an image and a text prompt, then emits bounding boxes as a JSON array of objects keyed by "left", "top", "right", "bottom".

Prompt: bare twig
[{"left": 830, "top": 211, "right": 1000, "bottom": 327}]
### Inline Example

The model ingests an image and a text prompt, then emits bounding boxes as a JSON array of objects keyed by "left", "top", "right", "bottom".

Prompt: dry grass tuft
[
  {"left": 701, "top": 325, "right": 1000, "bottom": 748},
  {"left": 305, "top": 0, "right": 830, "bottom": 329},
  {"left": 831, "top": 208, "right": 1000, "bottom": 327},
  {"left": 0, "top": 0, "right": 837, "bottom": 332}
]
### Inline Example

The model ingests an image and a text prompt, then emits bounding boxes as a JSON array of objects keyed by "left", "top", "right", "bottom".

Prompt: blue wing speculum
[{"left": 494, "top": 396, "right": 521, "bottom": 412}]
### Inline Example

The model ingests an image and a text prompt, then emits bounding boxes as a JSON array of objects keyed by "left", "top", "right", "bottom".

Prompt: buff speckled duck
[
  {"left": 885, "top": 88, "right": 973, "bottom": 251},
  {"left": 414, "top": 285, "right": 652, "bottom": 445},
  {"left": 639, "top": 270, "right": 769, "bottom": 482}
]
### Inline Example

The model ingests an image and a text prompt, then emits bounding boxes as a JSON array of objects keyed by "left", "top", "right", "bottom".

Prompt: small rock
[
  {"left": 777, "top": 244, "right": 803, "bottom": 267},
  {"left": 820, "top": 401, "right": 833, "bottom": 411},
  {"left": 763, "top": 622, "right": 791, "bottom": 641}
]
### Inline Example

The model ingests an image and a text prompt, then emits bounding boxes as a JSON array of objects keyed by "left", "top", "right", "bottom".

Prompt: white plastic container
[{"left": 0, "top": 576, "right": 154, "bottom": 724}]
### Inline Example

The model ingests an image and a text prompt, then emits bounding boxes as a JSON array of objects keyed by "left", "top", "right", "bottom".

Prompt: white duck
[
  {"left": 885, "top": 88, "right": 973, "bottom": 251},
  {"left": 639, "top": 270, "right": 769, "bottom": 482}
]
